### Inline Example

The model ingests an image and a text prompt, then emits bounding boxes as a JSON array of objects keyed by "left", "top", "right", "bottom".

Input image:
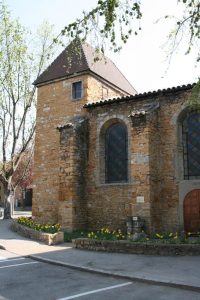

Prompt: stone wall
[
  {"left": 11, "top": 221, "right": 64, "bottom": 245},
  {"left": 155, "top": 91, "right": 190, "bottom": 232},
  {"left": 33, "top": 74, "right": 124, "bottom": 226},
  {"left": 58, "top": 118, "right": 88, "bottom": 230},
  {"left": 87, "top": 75, "right": 127, "bottom": 102},
  {"left": 86, "top": 100, "right": 154, "bottom": 231},
  {"left": 33, "top": 69, "right": 195, "bottom": 233},
  {"left": 85, "top": 89, "right": 193, "bottom": 232},
  {"left": 73, "top": 238, "right": 200, "bottom": 255}
]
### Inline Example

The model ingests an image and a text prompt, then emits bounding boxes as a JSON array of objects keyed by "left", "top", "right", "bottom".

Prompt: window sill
[
  {"left": 71, "top": 97, "right": 83, "bottom": 101},
  {"left": 97, "top": 182, "right": 131, "bottom": 187}
]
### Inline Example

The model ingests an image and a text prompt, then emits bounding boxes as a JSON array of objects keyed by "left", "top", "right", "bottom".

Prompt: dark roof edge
[
  {"left": 33, "top": 67, "right": 134, "bottom": 93},
  {"left": 84, "top": 83, "right": 196, "bottom": 108},
  {"left": 33, "top": 46, "right": 69, "bottom": 86},
  {"left": 33, "top": 69, "right": 91, "bottom": 87}
]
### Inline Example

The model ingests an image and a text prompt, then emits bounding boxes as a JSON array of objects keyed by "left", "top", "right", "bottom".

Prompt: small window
[
  {"left": 72, "top": 81, "right": 82, "bottom": 99},
  {"left": 102, "top": 87, "right": 108, "bottom": 99}
]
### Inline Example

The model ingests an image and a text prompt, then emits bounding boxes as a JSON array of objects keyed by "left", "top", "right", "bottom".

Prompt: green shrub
[{"left": 17, "top": 217, "right": 61, "bottom": 234}]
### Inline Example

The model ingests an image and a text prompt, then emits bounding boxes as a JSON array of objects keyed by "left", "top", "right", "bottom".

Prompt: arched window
[
  {"left": 105, "top": 123, "right": 128, "bottom": 183},
  {"left": 182, "top": 111, "right": 200, "bottom": 179}
]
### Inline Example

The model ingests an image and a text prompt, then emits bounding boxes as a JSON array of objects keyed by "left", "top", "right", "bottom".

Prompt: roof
[
  {"left": 34, "top": 39, "right": 136, "bottom": 95},
  {"left": 84, "top": 83, "right": 196, "bottom": 108}
]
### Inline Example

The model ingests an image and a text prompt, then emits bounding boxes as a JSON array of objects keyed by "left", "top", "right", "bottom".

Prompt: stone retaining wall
[
  {"left": 11, "top": 221, "right": 64, "bottom": 246},
  {"left": 73, "top": 238, "right": 200, "bottom": 256}
]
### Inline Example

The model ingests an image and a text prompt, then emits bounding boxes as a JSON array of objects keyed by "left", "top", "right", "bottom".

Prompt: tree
[
  {"left": 0, "top": 2, "right": 55, "bottom": 217},
  {"left": 54, "top": 0, "right": 199, "bottom": 103},
  {"left": 54, "top": 0, "right": 199, "bottom": 62}
]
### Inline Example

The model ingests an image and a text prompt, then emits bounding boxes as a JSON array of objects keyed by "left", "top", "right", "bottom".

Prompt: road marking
[
  {"left": 57, "top": 282, "right": 132, "bottom": 300},
  {"left": 0, "top": 257, "right": 25, "bottom": 263},
  {"left": 0, "top": 261, "right": 39, "bottom": 269}
]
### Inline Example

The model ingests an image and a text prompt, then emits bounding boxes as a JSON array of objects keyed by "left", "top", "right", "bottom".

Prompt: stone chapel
[{"left": 32, "top": 39, "right": 199, "bottom": 233}]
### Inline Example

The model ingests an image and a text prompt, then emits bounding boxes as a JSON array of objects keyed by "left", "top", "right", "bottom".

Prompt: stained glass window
[
  {"left": 105, "top": 123, "right": 128, "bottom": 183},
  {"left": 182, "top": 111, "right": 200, "bottom": 179}
]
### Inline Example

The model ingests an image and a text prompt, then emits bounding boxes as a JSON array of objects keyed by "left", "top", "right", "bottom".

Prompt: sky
[{"left": 6, "top": 0, "right": 200, "bottom": 93}]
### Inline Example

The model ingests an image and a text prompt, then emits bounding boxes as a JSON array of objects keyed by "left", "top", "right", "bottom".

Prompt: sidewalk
[{"left": 0, "top": 219, "right": 200, "bottom": 292}]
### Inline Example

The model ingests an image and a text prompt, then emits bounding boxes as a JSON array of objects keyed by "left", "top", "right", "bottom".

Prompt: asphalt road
[{"left": 0, "top": 250, "right": 200, "bottom": 300}]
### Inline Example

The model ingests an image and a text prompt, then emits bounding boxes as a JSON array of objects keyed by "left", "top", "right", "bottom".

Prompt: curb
[{"left": 29, "top": 254, "right": 200, "bottom": 293}]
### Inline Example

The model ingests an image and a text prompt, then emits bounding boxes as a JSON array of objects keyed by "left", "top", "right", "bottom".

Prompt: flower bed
[
  {"left": 11, "top": 218, "right": 64, "bottom": 246},
  {"left": 73, "top": 238, "right": 200, "bottom": 255},
  {"left": 17, "top": 217, "right": 61, "bottom": 234},
  {"left": 72, "top": 228, "right": 200, "bottom": 255},
  {"left": 87, "top": 228, "right": 125, "bottom": 240}
]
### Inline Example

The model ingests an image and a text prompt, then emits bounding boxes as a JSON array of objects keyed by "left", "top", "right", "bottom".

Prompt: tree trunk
[{"left": 3, "top": 184, "right": 14, "bottom": 219}]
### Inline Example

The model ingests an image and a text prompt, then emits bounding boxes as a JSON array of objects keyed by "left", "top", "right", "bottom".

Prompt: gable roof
[{"left": 34, "top": 39, "right": 136, "bottom": 95}]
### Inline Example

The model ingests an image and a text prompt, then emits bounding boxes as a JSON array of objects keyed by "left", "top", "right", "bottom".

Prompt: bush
[{"left": 17, "top": 217, "right": 61, "bottom": 234}]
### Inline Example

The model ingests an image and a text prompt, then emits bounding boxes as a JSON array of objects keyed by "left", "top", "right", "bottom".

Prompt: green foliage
[
  {"left": 83, "top": 228, "right": 200, "bottom": 244},
  {"left": 54, "top": 0, "right": 199, "bottom": 63},
  {"left": 17, "top": 217, "right": 61, "bottom": 234},
  {"left": 87, "top": 228, "right": 126, "bottom": 240},
  {"left": 165, "top": 0, "right": 200, "bottom": 64},
  {"left": 54, "top": 0, "right": 142, "bottom": 55},
  {"left": 177, "top": 0, "right": 200, "bottom": 61},
  {"left": 188, "top": 80, "right": 200, "bottom": 108},
  {"left": 64, "top": 230, "right": 88, "bottom": 242},
  {"left": 0, "top": 2, "right": 55, "bottom": 189},
  {"left": 130, "top": 231, "right": 200, "bottom": 244},
  {"left": 64, "top": 228, "right": 126, "bottom": 241}
]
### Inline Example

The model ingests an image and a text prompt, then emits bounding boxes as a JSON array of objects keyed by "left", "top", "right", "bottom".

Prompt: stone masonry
[
  {"left": 84, "top": 88, "right": 194, "bottom": 233},
  {"left": 33, "top": 39, "right": 199, "bottom": 233},
  {"left": 33, "top": 74, "right": 126, "bottom": 229}
]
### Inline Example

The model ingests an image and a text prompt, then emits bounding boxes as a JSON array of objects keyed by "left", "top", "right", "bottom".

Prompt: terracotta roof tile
[{"left": 84, "top": 83, "right": 196, "bottom": 108}]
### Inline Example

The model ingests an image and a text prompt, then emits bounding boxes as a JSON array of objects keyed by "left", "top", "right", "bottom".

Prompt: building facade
[{"left": 32, "top": 39, "right": 200, "bottom": 233}]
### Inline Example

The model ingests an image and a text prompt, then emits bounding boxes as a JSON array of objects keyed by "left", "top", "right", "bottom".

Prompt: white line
[
  {"left": 0, "top": 257, "right": 25, "bottom": 263},
  {"left": 57, "top": 282, "right": 132, "bottom": 300},
  {"left": 0, "top": 261, "right": 39, "bottom": 269}
]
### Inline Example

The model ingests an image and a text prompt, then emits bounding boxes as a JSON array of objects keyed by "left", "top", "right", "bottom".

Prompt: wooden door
[{"left": 184, "top": 189, "right": 200, "bottom": 233}]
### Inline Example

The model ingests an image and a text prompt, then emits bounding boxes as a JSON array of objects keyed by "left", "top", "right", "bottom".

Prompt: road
[{"left": 0, "top": 249, "right": 200, "bottom": 300}]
